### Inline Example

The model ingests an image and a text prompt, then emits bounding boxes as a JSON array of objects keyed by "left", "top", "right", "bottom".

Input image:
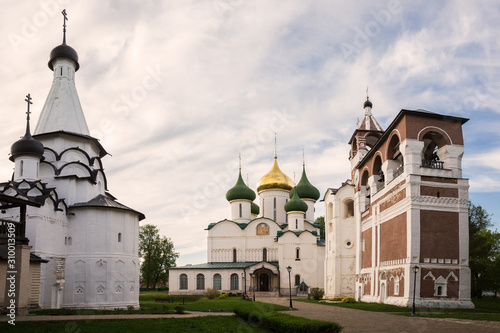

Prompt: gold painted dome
[{"left": 256, "top": 156, "right": 294, "bottom": 192}]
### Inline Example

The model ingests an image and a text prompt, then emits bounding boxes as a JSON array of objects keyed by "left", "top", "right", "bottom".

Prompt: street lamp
[
  {"left": 250, "top": 273, "right": 255, "bottom": 301},
  {"left": 412, "top": 266, "right": 419, "bottom": 315},
  {"left": 287, "top": 266, "right": 293, "bottom": 310}
]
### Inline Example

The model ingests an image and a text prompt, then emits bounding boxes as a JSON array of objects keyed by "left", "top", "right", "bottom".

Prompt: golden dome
[{"left": 256, "top": 156, "right": 294, "bottom": 192}]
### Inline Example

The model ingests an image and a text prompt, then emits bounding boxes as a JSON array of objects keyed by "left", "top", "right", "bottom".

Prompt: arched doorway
[{"left": 259, "top": 273, "right": 269, "bottom": 291}]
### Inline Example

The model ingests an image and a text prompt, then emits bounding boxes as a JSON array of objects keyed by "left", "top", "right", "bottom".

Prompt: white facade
[
  {"left": 1, "top": 37, "right": 144, "bottom": 309},
  {"left": 170, "top": 160, "right": 325, "bottom": 296}
]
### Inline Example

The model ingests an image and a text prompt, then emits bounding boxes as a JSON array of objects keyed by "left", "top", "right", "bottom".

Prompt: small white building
[
  {"left": 170, "top": 156, "right": 325, "bottom": 296},
  {"left": 0, "top": 18, "right": 144, "bottom": 310}
]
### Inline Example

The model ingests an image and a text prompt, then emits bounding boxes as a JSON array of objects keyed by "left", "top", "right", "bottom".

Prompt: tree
[
  {"left": 468, "top": 202, "right": 500, "bottom": 298},
  {"left": 315, "top": 216, "right": 325, "bottom": 240},
  {"left": 139, "top": 224, "right": 179, "bottom": 290}
]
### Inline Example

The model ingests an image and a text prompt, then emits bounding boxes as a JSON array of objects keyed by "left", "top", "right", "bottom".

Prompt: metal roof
[{"left": 169, "top": 261, "right": 279, "bottom": 270}]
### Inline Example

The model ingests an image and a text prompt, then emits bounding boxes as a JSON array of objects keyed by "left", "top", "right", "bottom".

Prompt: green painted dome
[
  {"left": 285, "top": 188, "right": 308, "bottom": 213},
  {"left": 290, "top": 165, "right": 320, "bottom": 201},
  {"left": 226, "top": 171, "right": 256, "bottom": 202},
  {"left": 251, "top": 201, "right": 260, "bottom": 215}
]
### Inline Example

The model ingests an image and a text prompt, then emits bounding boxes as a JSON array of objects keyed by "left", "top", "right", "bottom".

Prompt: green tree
[
  {"left": 469, "top": 202, "right": 500, "bottom": 298},
  {"left": 139, "top": 224, "right": 179, "bottom": 290},
  {"left": 315, "top": 216, "right": 325, "bottom": 240}
]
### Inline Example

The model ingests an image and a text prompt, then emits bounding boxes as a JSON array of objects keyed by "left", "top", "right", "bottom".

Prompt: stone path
[
  {"left": 257, "top": 297, "right": 500, "bottom": 333},
  {"left": 0, "top": 311, "right": 234, "bottom": 322}
]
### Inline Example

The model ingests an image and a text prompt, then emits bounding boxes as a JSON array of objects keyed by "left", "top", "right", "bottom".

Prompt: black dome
[
  {"left": 48, "top": 43, "right": 79, "bottom": 71},
  {"left": 10, "top": 135, "right": 44, "bottom": 161},
  {"left": 364, "top": 98, "right": 372, "bottom": 108}
]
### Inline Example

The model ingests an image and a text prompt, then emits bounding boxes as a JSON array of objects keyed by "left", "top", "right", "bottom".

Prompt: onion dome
[
  {"left": 251, "top": 201, "right": 260, "bottom": 215},
  {"left": 48, "top": 43, "right": 79, "bottom": 71},
  {"left": 290, "top": 165, "right": 320, "bottom": 201},
  {"left": 284, "top": 188, "right": 308, "bottom": 213},
  {"left": 10, "top": 97, "right": 44, "bottom": 162},
  {"left": 226, "top": 171, "right": 256, "bottom": 202},
  {"left": 256, "top": 156, "right": 294, "bottom": 192},
  {"left": 364, "top": 96, "right": 372, "bottom": 108}
]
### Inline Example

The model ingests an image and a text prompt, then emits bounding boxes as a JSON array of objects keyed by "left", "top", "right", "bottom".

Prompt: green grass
[
  {"left": 297, "top": 296, "right": 500, "bottom": 321},
  {"left": 0, "top": 316, "right": 271, "bottom": 332},
  {"left": 29, "top": 291, "right": 288, "bottom": 316}
]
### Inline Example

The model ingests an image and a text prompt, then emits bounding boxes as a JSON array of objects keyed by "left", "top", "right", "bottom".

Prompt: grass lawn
[
  {"left": 0, "top": 316, "right": 271, "bottom": 333},
  {"left": 29, "top": 291, "right": 289, "bottom": 316},
  {"left": 297, "top": 296, "right": 500, "bottom": 321}
]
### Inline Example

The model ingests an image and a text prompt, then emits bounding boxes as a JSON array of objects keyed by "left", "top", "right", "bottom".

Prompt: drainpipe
[
  {"left": 243, "top": 267, "right": 247, "bottom": 298},
  {"left": 278, "top": 267, "right": 281, "bottom": 296}
]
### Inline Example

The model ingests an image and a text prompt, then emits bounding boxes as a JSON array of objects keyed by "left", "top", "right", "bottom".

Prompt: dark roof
[
  {"left": 169, "top": 261, "right": 279, "bottom": 270},
  {"left": 0, "top": 246, "right": 49, "bottom": 263},
  {"left": 49, "top": 43, "right": 80, "bottom": 71},
  {"left": 71, "top": 193, "right": 145, "bottom": 220},
  {"left": 275, "top": 229, "right": 318, "bottom": 240}
]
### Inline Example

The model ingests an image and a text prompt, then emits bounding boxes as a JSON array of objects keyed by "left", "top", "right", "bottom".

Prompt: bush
[
  {"left": 205, "top": 288, "right": 221, "bottom": 299},
  {"left": 234, "top": 308, "right": 342, "bottom": 333},
  {"left": 342, "top": 297, "right": 356, "bottom": 303},
  {"left": 311, "top": 288, "right": 325, "bottom": 300},
  {"left": 219, "top": 293, "right": 228, "bottom": 299},
  {"left": 331, "top": 297, "right": 343, "bottom": 301},
  {"left": 175, "top": 306, "right": 185, "bottom": 314},
  {"left": 127, "top": 305, "right": 134, "bottom": 313}
]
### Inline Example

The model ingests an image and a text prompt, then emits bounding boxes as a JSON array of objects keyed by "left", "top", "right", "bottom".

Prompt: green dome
[
  {"left": 226, "top": 171, "right": 256, "bottom": 202},
  {"left": 251, "top": 201, "right": 260, "bottom": 215},
  {"left": 285, "top": 188, "right": 308, "bottom": 213},
  {"left": 290, "top": 165, "right": 320, "bottom": 201}
]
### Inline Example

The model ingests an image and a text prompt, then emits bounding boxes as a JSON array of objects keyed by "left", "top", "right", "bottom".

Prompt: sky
[{"left": 0, "top": 0, "right": 499, "bottom": 266}]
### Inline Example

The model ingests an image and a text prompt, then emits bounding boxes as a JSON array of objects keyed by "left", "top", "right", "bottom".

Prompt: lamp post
[
  {"left": 412, "top": 265, "right": 419, "bottom": 315},
  {"left": 287, "top": 266, "right": 293, "bottom": 310},
  {"left": 250, "top": 273, "right": 255, "bottom": 301}
]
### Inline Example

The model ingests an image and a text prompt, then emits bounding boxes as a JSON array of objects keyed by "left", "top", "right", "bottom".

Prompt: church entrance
[{"left": 259, "top": 273, "right": 269, "bottom": 291}]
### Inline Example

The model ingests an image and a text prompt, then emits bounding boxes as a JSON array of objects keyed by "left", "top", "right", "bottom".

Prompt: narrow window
[
  {"left": 437, "top": 286, "right": 442, "bottom": 296},
  {"left": 20, "top": 160, "right": 24, "bottom": 177},
  {"left": 60, "top": 67, "right": 63, "bottom": 76},
  {"left": 65, "top": 236, "right": 67, "bottom": 245},
  {"left": 233, "top": 248, "right": 237, "bottom": 262},
  {"left": 296, "top": 248, "right": 300, "bottom": 260},
  {"left": 180, "top": 274, "right": 188, "bottom": 290},
  {"left": 196, "top": 274, "right": 205, "bottom": 290},
  {"left": 295, "top": 274, "right": 300, "bottom": 286},
  {"left": 213, "top": 274, "right": 221, "bottom": 290},
  {"left": 263, "top": 248, "right": 267, "bottom": 262},
  {"left": 239, "top": 203, "right": 242, "bottom": 218},
  {"left": 273, "top": 198, "right": 277, "bottom": 221},
  {"left": 230, "top": 273, "right": 239, "bottom": 290},
  {"left": 295, "top": 219, "right": 298, "bottom": 229},
  {"left": 118, "top": 233, "right": 122, "bottom": 242}
]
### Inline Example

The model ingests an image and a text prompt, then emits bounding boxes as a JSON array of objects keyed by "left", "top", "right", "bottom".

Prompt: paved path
[
  {"left": 0, "top": 311, "right": 234, "bottom": 322},
  {"left": 257, "top": 297, "right": 500, "bottom": 333}
]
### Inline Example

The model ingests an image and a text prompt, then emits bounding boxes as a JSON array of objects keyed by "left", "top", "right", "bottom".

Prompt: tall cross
[
  {"left": 274, "top": 133, "right": 277, "bottom": 158},
  {"left": 62, "top": 9, "right": 68, "bottom": 44},
  {"left": 238, "top": 153, "right": 241, "bottom": 170},
  {"left": 25, "top": 94, "right": 33, "bottom": 120},
  {"left": 366, "top": 86, "right": 369, "bottom": 98}
]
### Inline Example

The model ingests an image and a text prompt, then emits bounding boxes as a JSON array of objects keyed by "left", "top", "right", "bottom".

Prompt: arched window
[
  {"left": 196, "top": 274, "right": 205, "bottom": 290},
  {"left": 233, "top": 248, "right": 237, "bottom": 262},
  {"left": 344, "top": 200, "right": 354, "bottom": 218},
  {"left": 295, "top": 274, "right": 300, "bottom": 286},
  {"left": 118, "top": 233, "right": 122, "bottom": 242},
  {"left": 239, "top": 203, "right": 242, "bottom": 218},
  {"left": 263, "top": 248, "right": 267, "bottom": 262},
  {"left": 213, "top": 274, "right": 221, "bottom": 290},
  {"left": 180, "top": 274, "right": 188, "bottom": 290},
  {"left": 230, "top": 273, "right": 239, "bottom": 290},
  {"left": 296, "top": 247, "right": 300, "bottom": 260}
]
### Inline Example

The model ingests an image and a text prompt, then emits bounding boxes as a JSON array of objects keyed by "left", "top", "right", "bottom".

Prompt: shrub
[
  {"left": 234, "top": 308, "right": 342, "bottom": 333},
  {"left": 127, "top": 305, "right": 134, "bottom": 313},
  {"left": 219, "top": 293, "right": 228, "bottom": 299},
  {"left": 311, "top": 288, "right": 325, "bottom": 300},
  {"left": 331, "top": 297, "right": 343, "bottom": 301},
  {"left": 175, "top": 306, "right": 185, "bottom": 314},
  {"left": 205, "top": 288, "right": 221, "bottom": 299},
  {"left": 342, "top": 297, "right": 356, "bottom": 303}
]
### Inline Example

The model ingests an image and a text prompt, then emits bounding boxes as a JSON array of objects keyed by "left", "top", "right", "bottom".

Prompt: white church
[
  {"left": 169, "top": 155, "right": 325, "bottom": 296},
  {"left": 0, "top": 13, "right": 144, "bottom": 311}
]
